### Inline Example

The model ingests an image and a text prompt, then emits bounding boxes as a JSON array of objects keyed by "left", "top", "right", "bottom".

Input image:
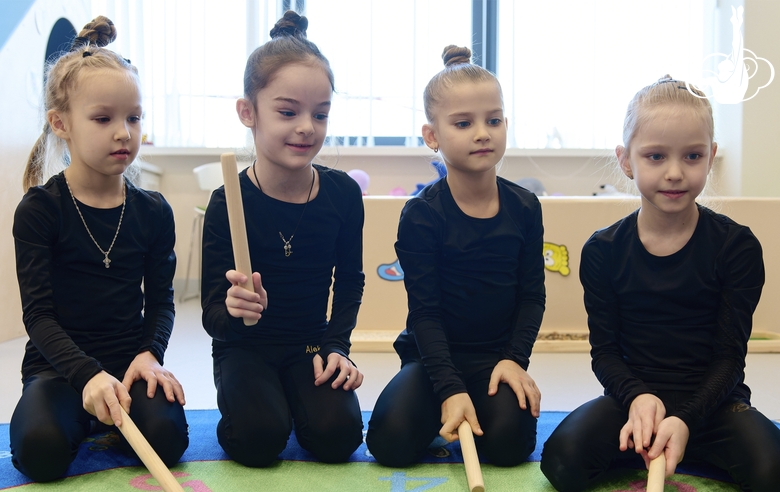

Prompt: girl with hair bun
[
  {"left": 201, "top": 11, "right": 365, "bottom": 467},
  {"left": 12, "top": 16, "right": 188, "bottom": 482},
  {"left": 540, "top": 76, "right": 780, "bottom": 491},
  {"left": 366, "top": 45, "right": 545, "bottom": 468}
]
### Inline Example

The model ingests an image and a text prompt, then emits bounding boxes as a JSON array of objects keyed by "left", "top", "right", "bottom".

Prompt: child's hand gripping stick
[
  {"left": 646, "top": 454, "right": 666, "bottom": 492},
  {"left": 221, "top": 152, "right": 257, "bottom": 326},
  {"left": 117, "top": 407, "right": 184, "bottom": 492},
  {"left": 458, "top": 421, "right": 485, "bottom": 492}
]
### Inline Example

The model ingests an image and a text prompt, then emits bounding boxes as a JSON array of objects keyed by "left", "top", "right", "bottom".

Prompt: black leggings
[
  {"left": 366, "top": 352, "right": 538, "bottom": 467},
  {"left": 10, "top": 370, "right": 188, "bottom": 482},
  {"left": 212, "top": 343, "right": 363, "bottom": 467},
  {"left": 541, "top": 394, "right": 780, "bottom": 492}
]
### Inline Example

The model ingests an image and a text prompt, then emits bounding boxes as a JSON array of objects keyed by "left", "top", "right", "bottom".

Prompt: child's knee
[
  {"left": 366, "top": 423, "right": 423, "bottom": 467},
  {"left": 741, "top": 454, "right": 780, "bottom": 492},
  {"left": 218, "top": 420, "right": 290, "bottom": 467},
  {"left": 299, "top": 416, "right": 363, "bottom": 463},
  {"left": 539, "top": 434, "right": 592, "bottom": 492},
  {"left": 141, "top": 416, "right": 189, "bottom": 466},
  {"left": 480, "top": 426, "right": 536, "bottom": 467},
  {"left": 12, "top": 427, "right": 73, "bottom": 482},
  {"left": 477, "top": 406, "right": 537, "bottom": 466}
]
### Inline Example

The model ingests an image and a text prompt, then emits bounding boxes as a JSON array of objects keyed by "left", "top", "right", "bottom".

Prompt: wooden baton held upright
[
  {"left": 117, "top": 407, "right": 184, "bottom": 492},
  {"left": 221, "top": 152, "right": 257, "bottom": 326},
  {"left": 646, "top": 454, "right": 666, "bottom": 492},
  {"left": 458, "top": 421, "right": 485, "bottom": 492}
]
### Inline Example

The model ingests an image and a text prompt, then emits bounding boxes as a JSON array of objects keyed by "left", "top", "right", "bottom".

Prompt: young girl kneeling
[
  {"left": 201, "top": 11, "right": 365, "bottom": 467},
  {"left": 11, "top": 16, "right": 188, "bottom": 482},
  {"left": 366, "top": 45, "right": 545, "bottom": 468},
  {"left": 541, "top": 76, "right": 780, "bottom": 492}
]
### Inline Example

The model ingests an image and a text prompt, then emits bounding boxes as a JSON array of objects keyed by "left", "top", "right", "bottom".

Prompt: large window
[
  {"left": 92, "top": 0, "right": 258, "bottom": 148},
  {"left": 92, "top": 0, "right": 711, "bottom": 149},
  {"left": 307, "top": 0, "right": 471, "bottom": 146},
  {"left": 497, "top": 0, "right": 710, "bottom": 149}
]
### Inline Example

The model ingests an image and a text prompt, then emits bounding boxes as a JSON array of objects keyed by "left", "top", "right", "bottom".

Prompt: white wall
[
  {"left": 741, "top": 0, "right": 780, "bottom": 197},
  {"left": 711, "top": 0, "right": 780, "bottom": 197}
]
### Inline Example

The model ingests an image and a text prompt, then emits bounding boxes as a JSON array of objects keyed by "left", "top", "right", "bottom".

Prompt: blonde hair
[
  {"left": 423, "top": 45, "right": 501, "bottom": 122},
  {"left": 622, "top": 74, "right": 714, "bottom": 151},
  {"left": 23, "top": 16, "right": 140, "bottom": 191}
]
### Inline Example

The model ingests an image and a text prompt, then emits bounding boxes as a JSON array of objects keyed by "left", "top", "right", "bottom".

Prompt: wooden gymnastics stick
[
  {"left": 458, "top": 421, "right": 485, "bottom": 492},
  {"left": 646, "top": 454, "right": 666, "bottom": 492},
  {"left": 117, "top": 407, "right": 184, "bottom": 492},
  {"left": 220, "top": 152, "right": 257, "bottom": 326}
]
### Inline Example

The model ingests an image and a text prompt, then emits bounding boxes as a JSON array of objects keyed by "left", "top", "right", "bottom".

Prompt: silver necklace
[
  {"left": 64, "top": 175, "right": 126, "bottom": 268},
  {"left": 252, "top": 163, "right": 315, "bottom": 257}
]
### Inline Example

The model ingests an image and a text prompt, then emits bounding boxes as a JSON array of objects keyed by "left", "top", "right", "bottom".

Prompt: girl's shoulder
[
  {"left": 125, "top": 180, "right": 173, "bottom": 215},
  {"left": 401, "top": 178, "right": 447, "bottom": 217},
  {"left": 698, "top": 205, "right": 746, "bottom": 230},
  {"left": 15, "top": 173, "right": 66, "bottom": 218},
  {"left": 579, "top": 212, "right": 638, "bottom": 274},
  {"left": 498, "top": 176, "right": 537, "bottom": 196},
  {"left": 585, "top": 210, "right": 639, "bottom": 249},
  {"left": 315, "top": 165, "right": 361, "bottom": 196},
  {"left": 697, "top": 205, "right": 761, "bottom": 249},
  {"left": 412, "top": 176, "right": 446, "bottom": 199},
  {"left": 497, "top": 177, "right": 541, "bottom": 211},
  {"left": 13, "top": 174, "right": 70, "bottom": 242}
]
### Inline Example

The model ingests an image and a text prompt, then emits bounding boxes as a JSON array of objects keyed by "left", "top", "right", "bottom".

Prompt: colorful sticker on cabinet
[
  {"left": 543, "top": 242, "right": 570, "bottom": 276},
  {"left": 377, "top": 259, "right": 404, "bottom": 281},
  {"left": 378, "top": 243, "right": 569, "bottom": 281}
]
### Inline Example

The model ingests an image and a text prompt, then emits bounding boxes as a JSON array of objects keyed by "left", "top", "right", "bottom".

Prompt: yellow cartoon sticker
[{"left": 543, "top": 242, "right": 570, "bottom": 276}]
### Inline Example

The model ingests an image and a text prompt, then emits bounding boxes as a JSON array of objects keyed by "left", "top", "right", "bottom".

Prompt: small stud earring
[{"left": 433, "top": 147, "right": 439, "bottom": 153}]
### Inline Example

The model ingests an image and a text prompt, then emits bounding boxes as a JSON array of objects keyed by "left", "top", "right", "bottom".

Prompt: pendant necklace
[
  {"left": 65, "top": 174, "right": 126, "bottom": 268},
  {"left": 252, "top": 163, "right": 315, "bottom": 257}
]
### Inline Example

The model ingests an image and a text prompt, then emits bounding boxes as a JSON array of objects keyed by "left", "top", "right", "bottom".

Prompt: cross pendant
[
  {"left": 284, "top": 243, "right": 292, "bottom": 257},
  {"left": 103, "top": 256, "right": 111, "bottom": 268}
]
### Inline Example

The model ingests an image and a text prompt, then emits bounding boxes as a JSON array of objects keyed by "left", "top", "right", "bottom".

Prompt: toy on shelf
[
  {"left": 593, "top": 184, "right": 632, "bottom": 197},
  {"left": 347, "top": 169, "right": 370, "bottom": 195},
  {"left": 388, "top": 187, "right": 407, "bottom": 196}
]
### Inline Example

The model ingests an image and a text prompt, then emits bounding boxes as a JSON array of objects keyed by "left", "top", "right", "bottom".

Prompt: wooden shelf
[
  {"left": 350, "top": 330, "right": 780, "bottom": 353},
  {"left": 138, "top": 146, "right": 611, "bottom": 159}
]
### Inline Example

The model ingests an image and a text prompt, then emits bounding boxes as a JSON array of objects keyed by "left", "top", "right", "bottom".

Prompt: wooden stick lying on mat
[
  {"left": 117, "top": 407, "right": 184, "bottom": 492},
  {"left": 646, "top": 454, "right": 666, "bottom": 492},
  {"left": 221, "top": 152, "right": 257, "bottom": 326},
  {"left": 458, "top": 421, "right": 485, "bottom": 492}
]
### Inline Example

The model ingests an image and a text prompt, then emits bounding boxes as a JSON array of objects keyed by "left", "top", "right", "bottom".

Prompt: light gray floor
[{"left": 2, "top": 298, "right": 779, "bottom": 423}]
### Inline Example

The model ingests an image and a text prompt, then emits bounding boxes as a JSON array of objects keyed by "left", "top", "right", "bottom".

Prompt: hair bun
[
  {"left": 75, "top": 15, "right": 117, "bottom": 49},
  {"left": 658, "top": 74, "right": 675, "bottom": 83},
  {"left": 442, "top": 45, "right": 471, "bottom": 67},
  {"left": 270, "top": 11, "right": 308, "bottom": 39}
]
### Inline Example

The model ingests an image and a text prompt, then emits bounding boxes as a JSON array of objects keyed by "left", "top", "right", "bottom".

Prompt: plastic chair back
[{"left": 193, "top": 162, "right": 225, "bottom": 191}]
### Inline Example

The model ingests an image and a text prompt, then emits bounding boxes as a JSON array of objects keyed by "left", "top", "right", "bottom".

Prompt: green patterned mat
[{"left": 6, "top": 461, "right": 738, "bottom": 491}]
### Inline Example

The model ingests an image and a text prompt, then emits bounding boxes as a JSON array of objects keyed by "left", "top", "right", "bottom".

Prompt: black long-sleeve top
[
  {"left": 201, "top": 165, "right": 365, "bottom": 360},
  {"left": 394, "top": 177, "right": 546, "bottom": 402},
  {"left": 581, "top": 206, "right": 764, "bottom": 430},
  {"left": 14, "top": 172, "right": 176, "bottom": 394}
]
